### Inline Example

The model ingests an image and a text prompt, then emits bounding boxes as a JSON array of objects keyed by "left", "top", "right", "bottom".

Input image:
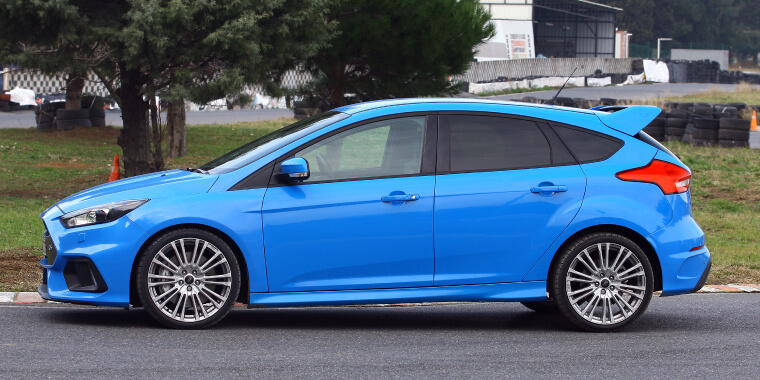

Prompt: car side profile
[{"left": 39, "top": 99, "right": 711, "bottom": 331}]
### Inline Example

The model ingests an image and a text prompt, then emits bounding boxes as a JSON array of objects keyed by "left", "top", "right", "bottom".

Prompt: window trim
[
  {"left": 265, "top": 112, "right": 437, "bottom": 187},
  {"left": 436, "top": 112, "right": 577, "bottom": 176}
]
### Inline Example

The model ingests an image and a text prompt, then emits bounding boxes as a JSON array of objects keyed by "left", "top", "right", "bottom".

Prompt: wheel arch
[
  {"left": 546, "top": 224, "right": 663, "bottom": 295},
  {"left": 129, "top": 223, "right": 250, "bottom": 307}
]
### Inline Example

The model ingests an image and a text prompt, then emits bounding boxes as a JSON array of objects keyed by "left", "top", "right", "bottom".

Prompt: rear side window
[
  {"left": 551, "top": 124, "right": 623, "bottom": 163},
  {"left": 446, "top": 115, "right": 550, "bottom": 172}
]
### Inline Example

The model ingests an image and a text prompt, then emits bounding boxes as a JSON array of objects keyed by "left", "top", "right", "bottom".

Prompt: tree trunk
[
  {"left": 65, "top": 73, "right": 85, "bottom": 110},
  {"left": 116, "top": 68, "right": 155, "bottom": 177},
  {"left": 166, "top": 100, "right": 186, "bottom": 158},
  {"left": 326, "top": 62, "right": 347, "bottom": 108},
  {"left": 149, "top": 95, "right": 165, "bottom": 172}
]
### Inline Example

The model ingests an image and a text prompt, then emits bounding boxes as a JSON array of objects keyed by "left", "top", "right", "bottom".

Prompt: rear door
[{"left": 433, "top": 113, "right": 586, "bottom": 285}]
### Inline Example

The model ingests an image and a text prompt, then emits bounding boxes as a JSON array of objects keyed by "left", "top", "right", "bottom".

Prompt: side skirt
[{"left": 249, "top": 281, "right": 547, "bottom": 308}]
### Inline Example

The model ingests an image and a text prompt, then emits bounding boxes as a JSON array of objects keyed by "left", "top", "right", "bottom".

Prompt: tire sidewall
[
  {"left": 137, "top": 228, "right": 241, "bottom": 329},
  {"left": 552, "top": 233, "right": 654, "bottom": 332}
]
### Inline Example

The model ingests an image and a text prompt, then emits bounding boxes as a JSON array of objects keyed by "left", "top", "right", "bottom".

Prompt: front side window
[
  {"left": 446, "top": 115, "right": 551, "bottom": 172},
  {"left": 296, "top": 116, "right": 426, "bottom": 183}
]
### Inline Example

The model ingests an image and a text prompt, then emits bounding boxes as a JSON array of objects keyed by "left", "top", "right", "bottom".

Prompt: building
[{"left": 476, "top": 0, "right": 622, "bottom": 61}]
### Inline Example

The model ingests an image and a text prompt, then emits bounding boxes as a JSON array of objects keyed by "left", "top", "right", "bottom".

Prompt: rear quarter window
[{"left": 551, "top": 123, "right": 623, "bottom": 163}]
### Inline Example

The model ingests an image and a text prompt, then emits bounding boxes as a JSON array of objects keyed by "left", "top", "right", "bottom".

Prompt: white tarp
[
  {"left": 8, "top": 87, "right": 36, "bottom": 106},
  {"left": 643, "top": 60, "right": 670, "bottom": 83}
]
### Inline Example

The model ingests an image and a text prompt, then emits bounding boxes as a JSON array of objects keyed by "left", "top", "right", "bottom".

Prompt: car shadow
[{"left": 42, "top": 302, "right": 710, "bottom": 333}]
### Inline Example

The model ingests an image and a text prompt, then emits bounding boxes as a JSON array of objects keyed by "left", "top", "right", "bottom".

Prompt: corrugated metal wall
[{"left": 454, "top": 57, "right": 635, "bottom": 83}]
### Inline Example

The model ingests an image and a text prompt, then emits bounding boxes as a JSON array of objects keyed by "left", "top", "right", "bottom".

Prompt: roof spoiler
[{"left": 594, "top": 105, "right": 661, "bottom": 136}]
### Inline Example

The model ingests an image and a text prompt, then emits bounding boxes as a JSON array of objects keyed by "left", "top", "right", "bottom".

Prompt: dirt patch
[
  {"left": 0, "top": 248, "right": 43, "bottom": 292},
  {"left": 34, "top": 161, "right": 92, "bottom": 169}
]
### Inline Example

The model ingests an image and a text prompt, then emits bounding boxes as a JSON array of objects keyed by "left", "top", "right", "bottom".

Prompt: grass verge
[{"left": 0, "top": 121, "right": 757, "bottom": 291}]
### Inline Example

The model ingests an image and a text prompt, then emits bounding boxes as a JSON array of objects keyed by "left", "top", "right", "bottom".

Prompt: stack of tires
[
  {"left": 56, "top": 108, "right": 91, "bottom": 130},
  {"left": 718, "top": 118, "right": 751, "bottom": 148},
  {"left": 643, "top": 114, "right": 666, "bottom": 141},
  {"left": 293, "top": 101, "right": 321, "bottom": 120},
  {"left": 664, "top": 116, "right": 687, "bottom": 141},
  {"left": 691, "top": 118, "right": 720, "bottom": 146},
  {"left": 34, "top": 102, "right": 66, "bottom": 131}
]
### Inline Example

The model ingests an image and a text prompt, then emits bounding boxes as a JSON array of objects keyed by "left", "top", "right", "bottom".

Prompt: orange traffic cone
[
  {"left": 752, "top": 110, "right": 758, "bottom": 131},
  {"left": 108, "top": 155, "right": 121, "bottom": 182}
]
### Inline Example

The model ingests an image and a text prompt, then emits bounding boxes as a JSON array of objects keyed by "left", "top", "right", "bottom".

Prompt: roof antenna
[{"left": 543, "top": 67, "right": 578, "bottom": 105}]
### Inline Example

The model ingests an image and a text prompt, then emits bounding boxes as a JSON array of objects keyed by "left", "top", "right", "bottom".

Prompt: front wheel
[
  {"left": 551, "top": 233, "right": 654, "bottom": 332},
  {"left": 137, "top": 229, "right": 241, "bottom": 329}
]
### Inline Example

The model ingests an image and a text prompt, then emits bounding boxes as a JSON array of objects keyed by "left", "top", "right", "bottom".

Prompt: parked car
[{"left": 39, "top": 99, "right": 710, "bottom": 331}]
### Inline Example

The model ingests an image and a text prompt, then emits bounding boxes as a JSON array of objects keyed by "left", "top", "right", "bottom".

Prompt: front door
[{"left": 262, "top": 116, "right": 436, "bottom": 292}]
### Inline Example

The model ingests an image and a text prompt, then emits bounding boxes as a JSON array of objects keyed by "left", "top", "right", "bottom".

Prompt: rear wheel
[
  {"left": 137, "top": 229, "right": 240, "bottom": 329},
  {"left": 552, "top": 233, "right": 653, "bottom": 332}
]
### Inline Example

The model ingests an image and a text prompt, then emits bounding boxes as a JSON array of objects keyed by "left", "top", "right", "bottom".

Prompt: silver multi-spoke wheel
[
  {"left": 565, "top": 242, "right": 647, "bottom": 325},
  {"left": 148, "top": 238, "right": 232, "bottom": 323},
  {"left": 138, "top": 229, "right": 240, "bottom": 328},
  {"left": 553, "top": 233, "right": 653, "bottom": 331}
]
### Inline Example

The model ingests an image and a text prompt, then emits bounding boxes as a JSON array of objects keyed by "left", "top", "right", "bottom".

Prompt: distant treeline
[{"left": 597, "top": 0, "right": 760, "bottom": 57}]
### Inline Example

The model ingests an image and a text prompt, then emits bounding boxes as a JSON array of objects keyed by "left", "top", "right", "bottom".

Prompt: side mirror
[{"left": 280, "top": 157, "right": 310, "bottom": 181}]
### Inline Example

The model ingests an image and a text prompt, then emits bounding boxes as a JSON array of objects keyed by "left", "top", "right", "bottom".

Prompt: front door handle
[
  {"left": 381, "top": 194, "right": 420, "bottom": 202},
  {"left": 530, "top": 185, "right": 568, "bottom": 193}
]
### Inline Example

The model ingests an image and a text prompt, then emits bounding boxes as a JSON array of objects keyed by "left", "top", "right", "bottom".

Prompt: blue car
[{"left": 39, "top": 99, "right": 710, "bottom": 331}]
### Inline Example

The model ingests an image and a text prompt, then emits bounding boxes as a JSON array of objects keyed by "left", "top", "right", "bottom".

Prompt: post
[{"left": 657, "top": 38, "right": 672, "bottom": 60}]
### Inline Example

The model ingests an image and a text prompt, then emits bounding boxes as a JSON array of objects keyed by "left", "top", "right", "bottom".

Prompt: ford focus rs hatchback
[{"left": 39, "top": 99, "right": 711, "bottom": 331}]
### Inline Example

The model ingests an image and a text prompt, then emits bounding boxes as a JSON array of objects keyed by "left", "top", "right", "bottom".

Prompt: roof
[{"left": 333, "top": 98, "right": 597, "bottom": 115}]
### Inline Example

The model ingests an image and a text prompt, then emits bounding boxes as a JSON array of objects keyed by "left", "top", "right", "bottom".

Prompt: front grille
[{"left": 43, "top": 231, "right": 57, "bottom": 264}]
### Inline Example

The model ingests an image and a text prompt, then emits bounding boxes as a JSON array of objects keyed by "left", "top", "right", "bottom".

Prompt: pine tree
[
  {"left": 303, "top": 0, "right": 495, "bottom": 108},
  {"left": 1, "top": 0, "right": 330, "bottom": 176}
]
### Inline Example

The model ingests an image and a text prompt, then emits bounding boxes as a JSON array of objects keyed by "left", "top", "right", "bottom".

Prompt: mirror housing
[{"left": 280, "top": 157, "right": 310, "bottom": 181}]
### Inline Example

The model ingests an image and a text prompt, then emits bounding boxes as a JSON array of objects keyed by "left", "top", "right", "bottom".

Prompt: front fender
[{"left": 127, "top": 189, "right": 268, "bottom": 292}]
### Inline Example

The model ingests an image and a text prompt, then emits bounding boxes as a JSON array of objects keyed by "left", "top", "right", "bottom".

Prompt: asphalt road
[
  {"left": 0, "top": 108, "right": 294, "bottom": 129},
  {"left": 1, "top": 294, "right": 758, "bottom": 378}
]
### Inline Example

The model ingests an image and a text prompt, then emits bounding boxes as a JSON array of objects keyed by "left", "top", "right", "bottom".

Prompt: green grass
[
  {"left": 0, "top": 120, "right": 758, "bottom": 288},
  {"left": 0, "top": 119, "right": 293, "bottom": 252},
  {"left": 663, "top": 82, "right": 760, "bottom": 105},
  {"left": 664, "top": 141, "right": 760, "bottom": 284}
]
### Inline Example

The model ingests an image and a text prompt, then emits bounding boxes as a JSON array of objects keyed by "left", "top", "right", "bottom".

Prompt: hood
[
  {"left": 594, "top": 105, "right": 662, "bottom": 136},
  {"left": 55, "top": 169, "right": 219, "bottom": 213}
]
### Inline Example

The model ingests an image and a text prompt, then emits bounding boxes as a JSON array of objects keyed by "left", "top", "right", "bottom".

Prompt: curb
[{"left": 1, "top": 285, "right": 759, "bottom": 306}]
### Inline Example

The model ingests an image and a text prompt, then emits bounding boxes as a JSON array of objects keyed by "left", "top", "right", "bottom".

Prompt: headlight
[{"left": 60, "top": 199, "right": 149, "bottom": 228}]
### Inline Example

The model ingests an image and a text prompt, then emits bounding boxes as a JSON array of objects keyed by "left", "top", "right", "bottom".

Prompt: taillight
[{"left": 616, "top": 159, "right": 691, "bottom": 194}]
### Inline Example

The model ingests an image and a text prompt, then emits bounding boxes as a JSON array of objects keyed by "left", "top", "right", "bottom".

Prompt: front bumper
[{"left": 38, "top": 205, "right": 149, "bottom": 307}]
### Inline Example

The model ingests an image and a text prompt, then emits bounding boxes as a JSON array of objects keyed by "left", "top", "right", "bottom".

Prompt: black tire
[
  {"left": 718, "top": 139, "right": 750, "bottom": 148},
  {"left": 57, "top": 108, "right": 90, "bottom": 120},
  {"left": 718, "top": 129, "right": 750, "bottom": 141},
  {"left": 551, "top": 233, "right": 654, "bottom": 332},
  {"left": 665, "top": 112, "right": 687, "bottom": 119},
  {"left": 36, "top": 112, "right": 55, "bottom": 125},
  {"left": 89, "top": 107, "right": 106, "bottom": 118},
  {"left": 666, "top": 118, "right": 687, "bottom": 128},
  {"left": 642, "top": 126, "right": 664, "bottom": 140},
  {"left": 56, "top": 118, "right": 92, "bottom": 130},
  {"left": 646, "top": 117, "right": 666, "bottom": 128},
  {"left": 691, "top": 128, "right": 718, "bottom": 140},
  {"left": 90, "top": 117, "right": 106, "bottom": 127},
  {"left": 520, "top": 300, "right": 559, "bottom": 314},
  {"left": 719, "top": 118, "right": 751, "bottom": 131},
  {"left": 664, "top": 127, "right": 686, "bottom": 137},
  {"left": 694, "top": 118, "right": 720, "bottom": 130},
  {"left": 137, "top": 228, "right": 241, "bottom": 329}
]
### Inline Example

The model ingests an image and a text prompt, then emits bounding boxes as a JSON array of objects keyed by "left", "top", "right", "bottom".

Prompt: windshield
[{"left": 200, "top": 111, "right": 348, "bottom": 174}]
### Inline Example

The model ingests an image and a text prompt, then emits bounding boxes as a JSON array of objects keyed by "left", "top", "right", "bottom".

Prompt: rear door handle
[
  {"left": 530, "top": 185, "right": 568, "bottom": 193},
  {"left": 381, "top": 194, "right": 420, "bottom": 202}
]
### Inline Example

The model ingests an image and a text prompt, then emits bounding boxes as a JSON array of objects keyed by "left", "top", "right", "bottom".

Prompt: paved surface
[
  {"left": 0, "top": 108, "right": 294, "bottom": 129},
  {"left": 1, "top": 294, "right": 758, "bottom": 378},
  {"left": 483, "top": 83, "right": 760, "bottom": 101}
]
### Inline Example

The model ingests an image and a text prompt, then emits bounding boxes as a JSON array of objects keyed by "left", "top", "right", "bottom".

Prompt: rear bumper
[{"left": 690, "top": 257, "right": 712, "bottom": 293}]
